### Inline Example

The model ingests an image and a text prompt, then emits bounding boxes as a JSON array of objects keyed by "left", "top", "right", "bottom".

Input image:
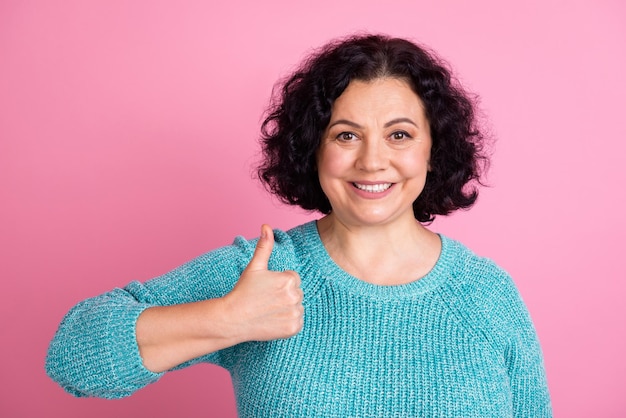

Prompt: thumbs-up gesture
[{"left": 222, "top": 224, "right": 304, "bottom": 343}]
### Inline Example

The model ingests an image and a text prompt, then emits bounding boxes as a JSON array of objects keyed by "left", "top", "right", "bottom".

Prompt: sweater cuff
[{"left": 104, "top": 303, "right": 164, "bottom": 398}]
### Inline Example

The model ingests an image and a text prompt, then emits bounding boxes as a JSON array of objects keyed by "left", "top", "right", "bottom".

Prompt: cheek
[
  {"left": 400, "top": 149, "right": 431, "bottom": 176},
  {"left": 317, "top": 147, "right": 352, "bottom": 179}
]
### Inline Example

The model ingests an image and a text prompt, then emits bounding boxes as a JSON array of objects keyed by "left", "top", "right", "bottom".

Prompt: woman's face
[{"left": 317, "top": 77, "right": 432, "bottom": 227}]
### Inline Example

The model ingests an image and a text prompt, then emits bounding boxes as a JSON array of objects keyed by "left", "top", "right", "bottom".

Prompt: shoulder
[
  {"left": 169, "top": 220, "right": 315, "bottom": 280},
  {"left": 438, "top": 236, "right": 534, "bottom": 348},
  {"left": 227, "top": 221, "right": 314, "bottom": 271},
  {"left": 191, "top": 222, "right": 310, "bottom": 268},
  {"left": 441, "top": 235, "right": 516, "bottom": 298},
  {"left": 139, "top": 222, "right": 313, "bottom": 304}
]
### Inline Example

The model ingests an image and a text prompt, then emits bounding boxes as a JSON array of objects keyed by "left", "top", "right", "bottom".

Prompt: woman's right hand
[
  {"left": 222, "top": 224, "right": 304, "bottom": 342},
  {"left": 136, "top": 224, "right": 303, "bottom": 373}
]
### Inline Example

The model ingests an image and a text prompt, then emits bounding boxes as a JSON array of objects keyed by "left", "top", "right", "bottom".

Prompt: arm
[
  {"left": 46, "top": 225, "right": 303, "bottom": 397},
  {"left": 442, "top": 248, "right": 552, "bottom": 417},
  {"left": 465, "top": 261, "right": 552, "bottom": 417},
  {"left": 498, "top": 277, "right": 552, "bottom": 418},
  {"left": 136, "top": 225, "right": 304, "bottom": 373}
]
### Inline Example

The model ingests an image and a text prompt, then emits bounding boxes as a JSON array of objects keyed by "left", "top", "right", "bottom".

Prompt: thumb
[{"left": 246, "top": 224, "right": 274, "bottom": 271}]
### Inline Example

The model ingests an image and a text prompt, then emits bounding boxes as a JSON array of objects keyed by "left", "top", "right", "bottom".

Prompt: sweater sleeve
[
  {"left": 494, "top": 270, "right": 552, "bottom": 418},
  {"left": 45, "top": 236, "right": 258, "bottom": 399},
  {"left": 453, "top": 256, "right": 552, "bottom": 417}
]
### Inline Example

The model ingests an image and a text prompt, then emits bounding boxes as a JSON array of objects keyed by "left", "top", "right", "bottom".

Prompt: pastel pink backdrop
[{"left": 1, "top": 1, "right": 624, "bottom": 417}]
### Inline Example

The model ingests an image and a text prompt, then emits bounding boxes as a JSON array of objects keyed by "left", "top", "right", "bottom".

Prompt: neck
[
  {"left": 316, "top": 213, "right": 440, "bottom": 285},
  {"left": 317, "top": 213, "right": 426, "bottom": 248}
]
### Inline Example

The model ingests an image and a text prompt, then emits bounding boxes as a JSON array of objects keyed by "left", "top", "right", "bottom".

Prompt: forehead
[{"left": 330, "top": 77, "right": 426, "bottom": 121}]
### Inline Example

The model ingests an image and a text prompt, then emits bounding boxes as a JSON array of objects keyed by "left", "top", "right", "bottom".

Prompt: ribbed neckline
[{"left": 298, "top": 220, "right": 455, "bottom": 300}]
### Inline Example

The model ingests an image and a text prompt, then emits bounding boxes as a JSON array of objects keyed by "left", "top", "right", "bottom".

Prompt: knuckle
[
  {"left": 290, "top": 306, "right": 303, "bottom": 319},
  {"left": 287, "top": 289, "right": 301, "bottom": 305},
  {"left": 285, "top": 321, "right": 302, "bottom": 335},
  {"left": 284, "top": 270, "right": 301, "bottom": 284}
]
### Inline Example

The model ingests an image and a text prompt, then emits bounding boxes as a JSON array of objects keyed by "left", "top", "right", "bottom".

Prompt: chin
[{"left": 340, "top": 211, "right": 412, "bottom": 227}]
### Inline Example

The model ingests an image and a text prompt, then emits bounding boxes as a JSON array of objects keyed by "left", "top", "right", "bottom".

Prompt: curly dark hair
[{"left": 258, "top": 34, "right": 489, "bottom": 223}]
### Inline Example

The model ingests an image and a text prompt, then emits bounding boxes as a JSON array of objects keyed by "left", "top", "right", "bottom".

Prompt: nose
[{"left": 355, "top": 138, "right": 388, "bottom": 172}]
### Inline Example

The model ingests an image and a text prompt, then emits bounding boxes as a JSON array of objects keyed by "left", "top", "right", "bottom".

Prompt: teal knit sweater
[{"left": 46, "top": 221, "right": 551, "bottom": 417}]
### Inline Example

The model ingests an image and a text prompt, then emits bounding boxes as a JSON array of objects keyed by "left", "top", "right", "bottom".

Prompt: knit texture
[{"left": 46, "top": 221, "right": 552, "bottom": 417}]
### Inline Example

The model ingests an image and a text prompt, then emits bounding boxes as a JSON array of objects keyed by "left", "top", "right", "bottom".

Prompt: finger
[
  {"left": 288, "top": 271, "right": 302, "bottom": 287},
  {"left": 246, "top": 224, "right": 275, "bottom": 271}
]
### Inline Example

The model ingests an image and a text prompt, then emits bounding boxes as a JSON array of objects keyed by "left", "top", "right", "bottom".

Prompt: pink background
[{"left": 1, "top": 1, "right": 625, "bottom": 416}]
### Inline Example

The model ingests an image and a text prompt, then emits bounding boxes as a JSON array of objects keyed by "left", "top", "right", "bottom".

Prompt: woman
[{"left": 46, "top": 34, "right": 552, "bottom": 417}]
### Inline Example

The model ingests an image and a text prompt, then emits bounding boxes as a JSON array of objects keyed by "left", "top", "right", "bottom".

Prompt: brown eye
[
  {"left": 337, "top": 132, "right": 356, "bottom": 141},
  {"left": 390, "top": 131, "right": 411, "bottom": 141}
]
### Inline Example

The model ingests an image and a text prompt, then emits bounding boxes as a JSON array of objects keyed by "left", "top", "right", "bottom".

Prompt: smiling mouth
[{"left": 352, "top": 182, "right": 393, "bottom": 193}]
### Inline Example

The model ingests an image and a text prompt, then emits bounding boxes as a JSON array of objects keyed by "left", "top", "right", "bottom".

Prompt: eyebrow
[{"left": 327, "top": 117, "right": 418, "bottom": 129}]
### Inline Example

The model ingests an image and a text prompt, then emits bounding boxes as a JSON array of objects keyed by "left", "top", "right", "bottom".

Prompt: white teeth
[{"left": 353, "top": 183, "right": 392, "bottom": 193}]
